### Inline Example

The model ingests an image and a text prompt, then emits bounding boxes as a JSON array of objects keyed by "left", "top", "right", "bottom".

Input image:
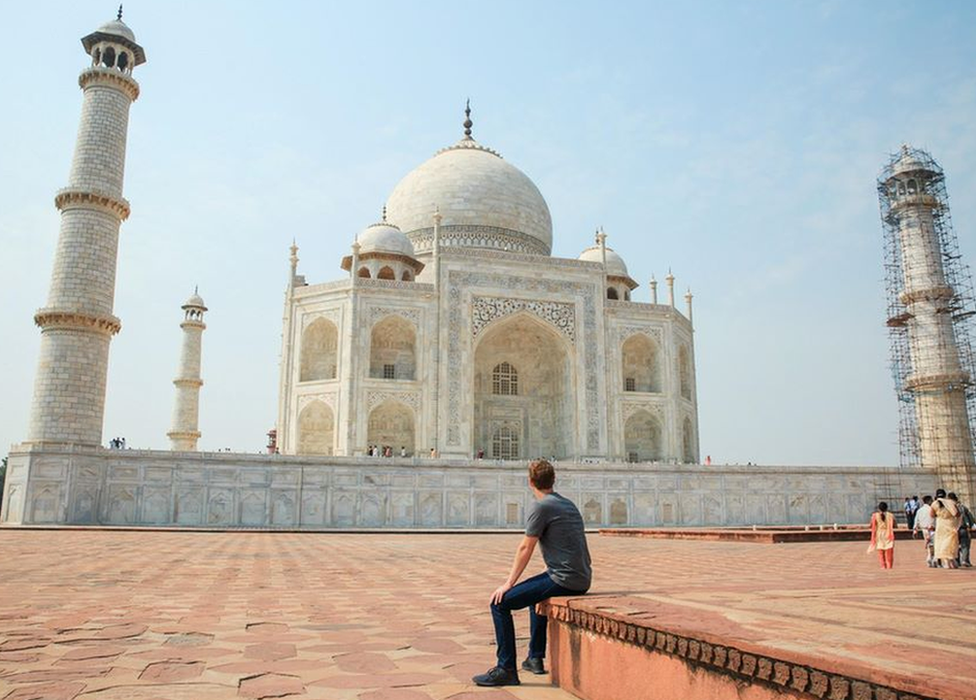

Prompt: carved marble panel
[{"left": 471, "top": 296, "right": 576, "bottom": 342}]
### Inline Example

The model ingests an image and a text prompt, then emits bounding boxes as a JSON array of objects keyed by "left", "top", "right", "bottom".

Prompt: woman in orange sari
[{"left": 869, "top": 501, "right": 896, "bottom": 569}]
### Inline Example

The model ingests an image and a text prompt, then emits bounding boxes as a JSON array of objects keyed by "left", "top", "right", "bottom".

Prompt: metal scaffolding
[{"left": 878, "top": 146, "right": 976, "bottom": 502}]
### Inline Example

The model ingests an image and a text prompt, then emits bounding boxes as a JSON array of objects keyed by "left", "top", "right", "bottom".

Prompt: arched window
[
  {"left": 102, "top": 46, "right": 116, "bottom": 68},
  {"left": 678, "top": 345, "right": 692, "bottom": 400},
  {"left": 358, "top": 267, "right": 371, "bottom": 278},
  {"left": 93, "top": 48, "right": 101, "bottom": 65},
  {"left": 492, "top": 362, "right": 518, "bottom": 395},
  {"left": 607, "top": 287, "right": 619, "bottom": 300},
  {"left": 117, "top": 52, "right": 129, "bottom": 71},
  {"left": 492, "top": 425, "right": 520, "bottom": 460},
  {"left": 401, "top": 270, "right": 413, "bottom": 282},
  {"left": 624, "top": 290, "right": 631, "bottom": 301},
  {"left": 907, "top": 179, "right": 917, "bottom": 195},
  {"left": 378, "top": 266, "right": 395, "bottom": 280}
]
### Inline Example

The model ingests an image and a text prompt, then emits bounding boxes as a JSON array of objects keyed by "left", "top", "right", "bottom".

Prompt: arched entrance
[
  {"left": 624, "top": 409, "right": 662, "bottom": 462},
  {"left": 367, "top": 400, "right": 415, "bottom": 455},
  {"left": 473, "top": 313, "right": 575, "bottom": 459},
  {"left": 297, "top": 401, "right": 335, "bottom": 455}
]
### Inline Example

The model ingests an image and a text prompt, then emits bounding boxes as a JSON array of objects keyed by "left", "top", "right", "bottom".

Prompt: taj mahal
[
  {"left": 0, "top": 13, "right": 951, "bottom": 529},
  {"left": 277, "top": 104, "right": 699, "bottom": 464}
]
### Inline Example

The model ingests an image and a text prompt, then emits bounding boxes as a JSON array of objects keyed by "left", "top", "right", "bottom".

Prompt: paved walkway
[{"left": 0, "top": 531, "right": 973, "bottom": 700}]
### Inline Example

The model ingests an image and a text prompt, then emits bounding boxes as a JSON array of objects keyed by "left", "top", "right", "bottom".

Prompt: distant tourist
[
  {"left": 949, "top": 492, "right": 973, "bottom": 568},
  {"left": 868, "top": 502, "right": 896, "bottom": 569},
  {"left": 400, "top": 446, "right": 407, "bottom": 458},
  {"left": 473, "top": 459, "right": 591, "bottom": 687},
  {"left": 429, "top": 447, "right": 437, "bottom": 458},
  {"left": 931, "top": 489, "right": 961, "bottom": 569},
  {"left": 704, "top": 455, "right": 711, "bottom": 466},
  {"left": 913, "top": 495, "right": 936, "bottom": 567},
  {"left": 904, "top": 496, "right": 918, "bottom": 530},
  {"left": 477, "top": 449, "right": 484, "bottom": 459}
]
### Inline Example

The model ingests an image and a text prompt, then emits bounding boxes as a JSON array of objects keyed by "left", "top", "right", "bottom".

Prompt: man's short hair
[{"left": 529, "top": 459, "right": 555, "bottom": 490}]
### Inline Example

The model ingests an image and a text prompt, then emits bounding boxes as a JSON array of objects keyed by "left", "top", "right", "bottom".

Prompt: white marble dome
[
  {"left": 182, "top": 291, "right": 206, "bottom": 310},
  {"left": 357, "top": 222, "right": 415, "bottom": 257},
  {"left": 97, "top": 19, "right": 137, "bottom": 43},
  {"left": 578, "top": 245, "right": 629, "bottom": 277},
  {"left": 385, "top": 139, "right": 553, "bottom": 256}
]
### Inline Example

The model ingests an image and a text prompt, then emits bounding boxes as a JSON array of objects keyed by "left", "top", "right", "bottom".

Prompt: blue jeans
[{"left": 490, "top": 571, "right": 585, "bottom": 670}]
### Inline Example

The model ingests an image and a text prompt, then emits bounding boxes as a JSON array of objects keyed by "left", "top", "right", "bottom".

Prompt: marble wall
[{"left": 1, "top": 445, "right": 938, "bottom": 529}]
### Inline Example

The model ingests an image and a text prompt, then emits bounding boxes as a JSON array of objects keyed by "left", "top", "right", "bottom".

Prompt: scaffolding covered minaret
[{"left": 879, "top": 145, "right": 976, "bottom": 503}]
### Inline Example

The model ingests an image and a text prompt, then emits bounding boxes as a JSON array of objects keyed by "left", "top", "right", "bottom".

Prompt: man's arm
[{"left": 491, "top": 535, "right": 539, "bottom": 604}]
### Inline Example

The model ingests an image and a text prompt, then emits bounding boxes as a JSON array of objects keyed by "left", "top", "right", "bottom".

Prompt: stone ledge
[
  {"left": 540, "top": 595, "right": 949, "bottom": 700},
  {"left": 599, "top": 527, "right": 923, "bottom": 544}
]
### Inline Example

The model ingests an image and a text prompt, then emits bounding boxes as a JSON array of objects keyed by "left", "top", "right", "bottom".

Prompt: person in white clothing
[{"left": 913, "top": 495, "right": 936, "bottom": 567}]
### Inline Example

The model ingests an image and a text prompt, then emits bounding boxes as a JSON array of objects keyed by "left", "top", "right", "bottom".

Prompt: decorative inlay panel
[
  {"left": 616, "top": 325, "right": 663, "bottom": 345},
  {"left": 622, "top": 402, "right": 663, "bottom": 421},
  {"left": 301, "top": 308, "right": 340, "bottom": 329},
  {"left": 366, "top": 390, "right": 421, "bottom": 413},
  {"left": 368, "top": 306, "right": 422, "bottom": 325},
  {"left": 471, "top": 296, "right": 576, "bottom": 342},
  {"left": 297, "top": 392, "right": 338, "bottom": 412}
]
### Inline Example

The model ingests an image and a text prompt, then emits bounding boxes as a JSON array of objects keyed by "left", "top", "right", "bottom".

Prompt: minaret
[
  {"left": 26, "top": 11, "right": 146, "bottom": 447},
  {"left": 880, "top": 146, "right": 976, "bottom": 503},
  {"left": 168, "top": 290, "right": 207, "bottom": 451}
]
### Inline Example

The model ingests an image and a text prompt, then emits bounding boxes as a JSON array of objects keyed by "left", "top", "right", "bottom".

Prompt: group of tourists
[
  {"left": 366, "top": 445, "right": 409, "bottom": 458},
  {"left": 869, "top": 489, "right": 974, "bottom": 569},
  {"left": 107, "top": 436, "right": 127, "bottom": 449}
]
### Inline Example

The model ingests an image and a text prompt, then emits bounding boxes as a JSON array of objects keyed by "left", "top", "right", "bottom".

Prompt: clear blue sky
[{"left": 2, "top": 1, "right": 975, "bottom": 464}]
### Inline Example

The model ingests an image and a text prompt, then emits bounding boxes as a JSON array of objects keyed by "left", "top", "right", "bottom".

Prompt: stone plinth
[{"left": 1, "top": 444, "right": 937, "bottom": 529}]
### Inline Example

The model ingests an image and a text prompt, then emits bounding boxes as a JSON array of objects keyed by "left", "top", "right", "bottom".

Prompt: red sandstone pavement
[{"left": 0, "top": 531, "right": 973, "bottom": 700}]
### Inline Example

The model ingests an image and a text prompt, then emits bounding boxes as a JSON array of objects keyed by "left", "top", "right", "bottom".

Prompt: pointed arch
[
  {"left": 621, "top": 333, "right": 660, "bottom": 393},
  {"left": 378, "top": 265, "right": 396, "bottom": 280},
  {"left": 300, "top": 318, "right": 338, "bottom": 382},
  {"left": 367, "top": 400, "right": 415, "bottom": 455},
  {"left": 369, "top": 315, "right": 416, "bottom": 380},
  {"left": 297, "top": 401, "right": 335, "bottom": 455},
  {"left": 624, "top": 409, "right": 662, "bottom": 462},
  {"left": 358, "top": 267, "right": 371, "bottom": 278},
  {"left": 473, "top": 311, "right": 575, "bottom": 460}
]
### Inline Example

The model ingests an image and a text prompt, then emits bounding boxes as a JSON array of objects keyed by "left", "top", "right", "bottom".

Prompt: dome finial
[
  {"left": 382, "top": 204, "right": 387, "bottom": 223},
  {"left": 117, "top": 4, "right": 123, "bottom": 20},
  {"left": 463, "top": 99, "right": 473, "bottom": 139}
]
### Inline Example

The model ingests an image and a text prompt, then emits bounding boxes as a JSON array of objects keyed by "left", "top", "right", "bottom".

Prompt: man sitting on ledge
[{"left": 473, "top": 458, "right": 592, "bottom": 687}]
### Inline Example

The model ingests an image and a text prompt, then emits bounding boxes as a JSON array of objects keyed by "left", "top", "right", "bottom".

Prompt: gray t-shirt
[{"left": 525, "top": 492, "right": 592, "bottom": 592}]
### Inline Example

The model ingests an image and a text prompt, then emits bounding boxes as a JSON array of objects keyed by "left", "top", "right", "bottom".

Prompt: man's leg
[{"left": 490, "top": 572, "right": 553, "bottom": 670}]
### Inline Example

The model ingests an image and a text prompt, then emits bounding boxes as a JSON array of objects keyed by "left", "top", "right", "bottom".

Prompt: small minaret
[
  {"left": 649, "top": 276, "right": 658, "bottom": 304},
  {"left": 685, "top": 289, "right": 694, "bottom": 324},
  {"left": 666, "top": 270, "right": 675, "bottom": 307},
  {"left": 167, "top": 290, "right": 207, "bottom": 451},
  {"left": 26, "top": 10, "right": 145, "bottom": 446}
]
